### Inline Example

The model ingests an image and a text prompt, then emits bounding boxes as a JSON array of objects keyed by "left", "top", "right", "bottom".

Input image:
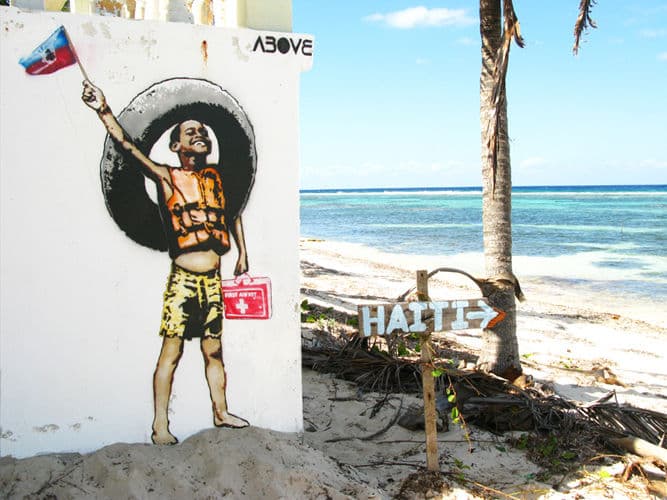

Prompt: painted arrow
[{"left": 466, "top": 299, "right": 506, "bottom": 329}]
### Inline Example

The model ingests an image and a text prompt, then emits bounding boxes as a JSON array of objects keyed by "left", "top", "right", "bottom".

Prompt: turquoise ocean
[{"left": 300, "top": 185, "right": 667, "bottom": 304}]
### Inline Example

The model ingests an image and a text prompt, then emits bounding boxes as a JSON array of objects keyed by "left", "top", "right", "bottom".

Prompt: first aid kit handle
[{"left": 234, "top": 273, "right": 253, "bottom": 285}]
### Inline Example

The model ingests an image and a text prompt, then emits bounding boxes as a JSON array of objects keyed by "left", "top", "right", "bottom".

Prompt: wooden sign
[
  {"left": 368, "top": 270, "right": 508, "bottom": 473},
  {"left": 358, "top": 299, "right": 505, "bottom": 337}
]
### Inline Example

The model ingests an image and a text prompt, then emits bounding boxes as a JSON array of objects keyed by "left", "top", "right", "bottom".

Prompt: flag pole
[{"left": 61, "top": 26, "right": 90, "bottom": 82}]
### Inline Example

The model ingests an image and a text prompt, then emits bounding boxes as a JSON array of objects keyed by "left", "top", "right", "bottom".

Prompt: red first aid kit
[{"left": 222, "top": 274, "right": 272, "bottom": 320}]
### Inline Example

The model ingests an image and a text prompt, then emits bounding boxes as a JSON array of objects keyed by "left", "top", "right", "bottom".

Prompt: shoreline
[
  {"left": 300, "top": 237, "right": 667, "bottom": 415},
  {"left": 299, "top": 237, "right": 667, "bottom": 330}
]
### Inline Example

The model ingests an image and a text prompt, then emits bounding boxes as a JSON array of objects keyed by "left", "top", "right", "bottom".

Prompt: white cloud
[
  {"left": 415, "top": 57, "right": 430, "bottom": 65},
  {"left": 430, "top": 160, "right": 466, "bottom": 173},
  {"left": 658, "top": 52, "right": 667, "bottom": 61},
  {"left": 639, "top": 28, "right": 667, "bottom": 38},
  {"left": 639, "top": 159, "right": 667, "bottom": 169},
  {"left": 456, "top": 36, "right": 477, "bottom": 46},
  {"left": 364, "top": 7, "right": 475, "bottom": 29},
  {"left": 519, "top": 157, "right": 547, "bottom": 169},
  {"left": 394, "top": 160, "right": 465, "bottom": 174},
  {"left": 360, "top": 162, "right": 389, "bottom": 174},
  {"left": 301, "top": 163, "right": 355, "bottom": 179}
]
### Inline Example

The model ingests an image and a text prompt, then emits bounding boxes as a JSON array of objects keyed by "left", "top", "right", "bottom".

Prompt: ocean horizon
[
  {"left": 300, "top": 184, "right": 667, "bottom": 304},
  {"left": 301, "top": 184, "right": 666, "bottom": 194}
]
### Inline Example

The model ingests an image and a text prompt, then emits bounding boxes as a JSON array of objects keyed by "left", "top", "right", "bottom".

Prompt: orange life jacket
[{"left": 162, "top": 167, "right": 231, "bottom": 258}]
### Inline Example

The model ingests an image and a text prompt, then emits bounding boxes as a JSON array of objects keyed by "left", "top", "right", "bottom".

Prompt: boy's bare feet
[
  {"left": 214, "top": 411, "right": 249, "bottom": 428},
  {"left": 151, "top": 428, "right": 179, "bottom": 445}
]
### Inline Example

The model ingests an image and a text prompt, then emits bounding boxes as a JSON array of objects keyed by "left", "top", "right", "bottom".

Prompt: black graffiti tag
[{"left": 252, "top": 35, "right": 313, "bottom": 56}]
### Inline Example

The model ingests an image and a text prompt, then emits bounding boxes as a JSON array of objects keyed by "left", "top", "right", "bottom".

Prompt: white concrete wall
[
  {"left": 0, "top": 7, "right": 313, "bottom": 458},
  {"left": 8, "top": 0, "right": 293, "bottom": 31}
]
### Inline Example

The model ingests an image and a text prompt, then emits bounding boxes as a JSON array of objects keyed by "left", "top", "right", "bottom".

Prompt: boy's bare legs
[
  {"left": 201, "top": 337, "right": 249, "bottom": 428},
  {"left": 152, "top": 336, "right": 184, "bottom": 444}
]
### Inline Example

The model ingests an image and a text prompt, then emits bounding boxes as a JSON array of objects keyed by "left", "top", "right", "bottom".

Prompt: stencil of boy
[{"left": 82, "top": 80, "right": 249, "bottom": 445}]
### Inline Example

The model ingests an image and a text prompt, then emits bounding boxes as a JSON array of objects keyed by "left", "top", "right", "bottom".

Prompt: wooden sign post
[
  {"left": 417, "top": 270, "right": 439, "bottom": 471},
  {"left": 356, "top": 269, "right": 506, "bottom": 472}
]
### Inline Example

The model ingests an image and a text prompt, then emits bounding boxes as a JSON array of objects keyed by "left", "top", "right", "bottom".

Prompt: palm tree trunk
[{"left": 477, "top": 0, "right": 522, "bottom": 380}]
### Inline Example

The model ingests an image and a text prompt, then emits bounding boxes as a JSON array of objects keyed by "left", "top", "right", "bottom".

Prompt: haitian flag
[{"left": 19, "top": 26, "right": 76, "bottom": 75}]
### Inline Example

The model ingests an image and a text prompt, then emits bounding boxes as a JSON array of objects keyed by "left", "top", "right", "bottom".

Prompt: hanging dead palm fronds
[
  {"left": 485, "top": 0, "right": 524, "bottom": 195},
  {"left": 486, "top": 0, "right": 599, "bottom": 193},
  {"left": 573, "top": 0, "right": 598, "bottom": 55}
]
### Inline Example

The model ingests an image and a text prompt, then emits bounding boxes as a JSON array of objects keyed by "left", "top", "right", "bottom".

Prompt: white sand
[{"left": 1, "top": 238, "right": 665, "bottom": 499}]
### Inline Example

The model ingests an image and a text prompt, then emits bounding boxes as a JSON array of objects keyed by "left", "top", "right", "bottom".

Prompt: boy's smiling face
[{"left": 171, "top": 120, "right": 212, "bottom": 157}]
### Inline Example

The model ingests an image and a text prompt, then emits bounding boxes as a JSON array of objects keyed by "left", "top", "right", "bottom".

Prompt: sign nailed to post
[
  {"left": 358, "top": 299, "right": 505, "bottom": 337},
  {"left": 359, "top": 269, "right": 508, "bottom": 473}
]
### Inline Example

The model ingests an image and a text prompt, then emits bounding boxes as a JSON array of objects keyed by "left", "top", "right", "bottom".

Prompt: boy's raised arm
[{"left": 82, "top": 80, "right": 169, "bottom": 184}]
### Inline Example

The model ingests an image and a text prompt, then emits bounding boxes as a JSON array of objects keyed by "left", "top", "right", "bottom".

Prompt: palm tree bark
[{"left": 477, "top": 0, "right": 522, "bottom": 380}]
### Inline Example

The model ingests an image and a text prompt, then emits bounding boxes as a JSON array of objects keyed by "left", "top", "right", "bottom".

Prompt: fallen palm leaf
[{"left": 302, "top": 343, "right": 667, "bottom": 450}]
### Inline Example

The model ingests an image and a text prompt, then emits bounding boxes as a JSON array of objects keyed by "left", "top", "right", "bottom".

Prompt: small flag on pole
[{"left": 19, "top": 26, "right": 77, "bottom": 76}]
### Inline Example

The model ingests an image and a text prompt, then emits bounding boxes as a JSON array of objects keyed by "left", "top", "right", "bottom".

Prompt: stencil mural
[
  {"left": 3, "top": 17, "right": 310, "bottom": 456},
  {"left": 82, "top": 77, "right": 257, "bottom": 444}
]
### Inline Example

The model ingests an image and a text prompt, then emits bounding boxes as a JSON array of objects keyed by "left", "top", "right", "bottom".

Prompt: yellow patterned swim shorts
[{"left": 159, "top": 264, "right": 223, "bottom": 340}]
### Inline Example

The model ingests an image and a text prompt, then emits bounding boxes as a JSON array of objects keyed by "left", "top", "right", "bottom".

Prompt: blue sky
[{"left": 292, "top": 1, "right": 667, "bottom": 189}]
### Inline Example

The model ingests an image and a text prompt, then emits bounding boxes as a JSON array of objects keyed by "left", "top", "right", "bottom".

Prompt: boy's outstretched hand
[{"left": 81, "top": 80, "right": 107, "bottom": 112}]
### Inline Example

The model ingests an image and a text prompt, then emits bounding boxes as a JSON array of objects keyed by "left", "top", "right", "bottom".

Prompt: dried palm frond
[
  {"left": 573, "top": 0, "right": 598, "bottom": 55},
  {"left": 304, "top": 343, "right": 424, "bottom": 393},
  {"left": 303, "top": 342, "right": 667, "bottom": 450}
]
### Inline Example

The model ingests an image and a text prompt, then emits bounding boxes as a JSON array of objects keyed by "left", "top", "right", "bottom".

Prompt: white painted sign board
[{"left": 358, "top": 299, "right": 504, "bottom": 337}]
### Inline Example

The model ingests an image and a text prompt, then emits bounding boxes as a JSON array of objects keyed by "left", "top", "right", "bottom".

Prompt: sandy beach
[
  {"left": 300, "top": 239, "right": 667, "bottom": 415},
  {"left": 1, "top": 238, "right": 666, "bottom": 499}
]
